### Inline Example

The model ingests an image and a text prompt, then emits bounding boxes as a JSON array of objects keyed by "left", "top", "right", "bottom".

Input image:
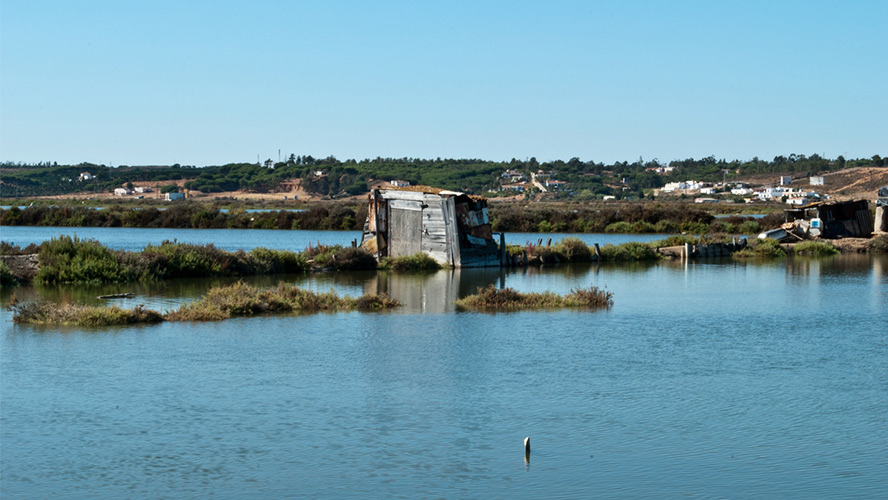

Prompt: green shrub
[
  {"left": 737, "top": 220, "right": 762, "bottom": 234},
  {"left": 143, "top": 241, "right": 227, "bottom": 277},
  {"left": 632, "top": 220, "right": 656, "bottom": 233},
  {"left": 650, "top": 235, "right": 699, "bottom": 247},
  {"left": 553, "top": 237, "right": 593, "bottom": 262},
  {"left": 247, "top": 247, "right": 308, "bottom": 274},
  {"left": 599, "top": 242, "right": 659, "bottom": 261},
  {"left": 378, "top": 252, "right": 443, "bottom": 271},
  {"left": 733, "top": 238, "right": 787, "bottom": 259},
  {"left": 679, "top": 221, "right": 710, "bottom": 234},
  {"left": 9, "top": 300, "right": 163, "bottom": 326},
  {"left": 604, "top": 221, "right": 633, "bottom": 233},
  {"left": 654, "top": 220, "right": 679, "bottom": 233},
  {"left": 454, "top": 284, "right": 612, "bottom": 311},
  {"left": 0, "top": 260, "right": 18, "bottom": 287},
  {"left": 165, "top": 281, "right": 399, "bottom": 321},
  {"left": 792, "top": 241, "right": 839, "bottom": 257},
  {"left": 35, "top": 235, "right": 126, "bottom": 284},
  {"left": 331, "top": 247, "right": 378, "bottom": 271}
]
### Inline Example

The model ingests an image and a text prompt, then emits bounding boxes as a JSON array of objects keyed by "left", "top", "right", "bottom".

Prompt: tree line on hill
[{"left": 1, "top": 154, "right": 884, "bottom": 199}]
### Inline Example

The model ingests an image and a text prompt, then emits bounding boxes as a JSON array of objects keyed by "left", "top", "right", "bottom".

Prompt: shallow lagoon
[{"left": 1, "top": 227, "right": 886, "bottom": 498}]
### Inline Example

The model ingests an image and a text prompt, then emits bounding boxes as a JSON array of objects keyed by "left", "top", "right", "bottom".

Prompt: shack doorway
[{"left": 388, "top": 204, "right": 422, "bottom": 257}]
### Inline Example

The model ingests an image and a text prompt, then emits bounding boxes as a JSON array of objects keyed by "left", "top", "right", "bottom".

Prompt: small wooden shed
[
  {"left": 784, "top": 199, "right": 874, "bottom": 238},
  {"left": 359, "top": 185, "right": 505, "bottom": 267}
]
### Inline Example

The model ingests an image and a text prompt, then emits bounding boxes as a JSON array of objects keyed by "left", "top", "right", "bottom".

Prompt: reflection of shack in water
[
  {"left": 359, "top": 185, "right": 506, "bottom": 267},
  {"left": 364, "top": 269, "right": 505, "bottom": 313}
]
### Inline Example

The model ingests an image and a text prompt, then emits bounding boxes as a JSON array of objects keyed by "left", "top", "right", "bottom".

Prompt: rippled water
[{"left": 1, "top": 228, "right": 887, "bottom": 498}]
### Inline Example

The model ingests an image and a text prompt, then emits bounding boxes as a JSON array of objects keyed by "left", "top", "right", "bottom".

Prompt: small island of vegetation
[
  {"left": 455, "top": 284, "right": 613, "bottom": 311},
  {"left": 7, "top": 281, "right": 401, "bottom": 326}
]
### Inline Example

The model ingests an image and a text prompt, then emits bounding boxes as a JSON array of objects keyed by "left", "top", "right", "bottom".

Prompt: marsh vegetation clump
[
  {"left": 8, "top": 299, "right": 163, "bottom": 326},
  {"left": 733, "top": 238, "right": 787, "bottom": 259},
  {"left": 454, "top": 284, "right": 612, "bottom": 311},
  {"left": 165, "top": 281, "right": 399, "bottom": 321},
  {"left": 792, "top": 241, "right": 839, "bottom": 257},
  {"left": 598, "top": 242, "right": 660, "bottom": 261},
  {"left": 9, "top": 282, "right": 400, "bottom": 325},
  {"left": 0, "top": 260, "right": 19, "bottom": 287},
  {"left": 330, "top": 247, "right": 378, "bottom": 271},
  {"left": 28, "top": 236, "right": 313, "bottom": 284},
  {"left": 378, "top": 252, "right": 443, "bottom": 271},
  {"left": 553, "top": 237, "right": 594, "bottom": 261}
]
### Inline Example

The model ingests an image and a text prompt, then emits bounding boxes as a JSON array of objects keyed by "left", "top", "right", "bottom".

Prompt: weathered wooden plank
[
  {"left": 379, "top": 190, "right": 426, "bottom": 202},
  {"left": 389, "top": 208, "right": 422, "bottom": 257},
  {"left": 443, "top": 197, "right": 459, "bottom": 266},
  {"left": 389, "top": 199, "right": 423, "bottom": 211}
]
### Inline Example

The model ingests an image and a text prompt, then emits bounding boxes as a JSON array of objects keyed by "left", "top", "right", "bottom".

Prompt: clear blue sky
[{"left": 2, "top": 0, "right": 885, "bottom": 167}]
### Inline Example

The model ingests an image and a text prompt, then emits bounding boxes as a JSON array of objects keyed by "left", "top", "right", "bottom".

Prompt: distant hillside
[{"left": 1, "top": 154, "right": 884, "bottom": 200}]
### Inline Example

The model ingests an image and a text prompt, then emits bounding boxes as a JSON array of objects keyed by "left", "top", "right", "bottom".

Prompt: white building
[
  {"left": 780, "top": 176, "right": 792, "bottom": 186},
  {"left": 114, "top": 188, "right": 132, "bottom": 196},
  {"left": 165, "top": 192, "right": 185, "bottom": 201},
  {"left": 731, "top": 187, "right": 753, "bottom": 195},
  {"left": 390, "top": 180, "right": 411, "bottom": 187},
  {"left": 501, "top": 170, "right": 525, "bottom": 182},
  {"left": 134, "top": 186, "right": 152, "bottom": 193},
  {"left": 662, "top": 180, "right": 702, "bottom": 192},
  {"left": 79, "top": 172, "right": 95, "bottom": 181},
  {"left": 756, "top": 186, "right": 802, "bottom": 201},
  {"left": 810, "top": 176, "right": 825, "bottom": 186}
]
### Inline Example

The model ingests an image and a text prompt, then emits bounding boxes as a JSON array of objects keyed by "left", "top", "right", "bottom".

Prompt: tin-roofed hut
[
  {"left": 784, "top": 199, "right": 874, "bottom": 238},
  {"left": 359, "top": 186, "right": 505, "bottom": 267}
]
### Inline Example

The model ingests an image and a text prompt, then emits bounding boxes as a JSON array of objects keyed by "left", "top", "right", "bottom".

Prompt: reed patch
[
  {"left": 8, "top": 281, "right": 400, "bottom": 326},
  {"left": 455, "top": 284, "right": 613, "bottom": 311}
]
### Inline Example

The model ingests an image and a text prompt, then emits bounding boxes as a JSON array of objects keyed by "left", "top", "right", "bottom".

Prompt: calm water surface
[
  {"left": 1, "top": 228, "right": 886, "bottom": 498},
  {"left": 0, "top": 225, "right": 672, "bottom": 253}
]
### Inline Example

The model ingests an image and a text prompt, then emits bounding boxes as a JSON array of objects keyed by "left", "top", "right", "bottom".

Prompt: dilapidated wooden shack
[
  {"left": 359, "top": 186, "right": 505, "bottom": 267},
  {"left": 784, "top": 199, "right": 874, "bottom": 238}
]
